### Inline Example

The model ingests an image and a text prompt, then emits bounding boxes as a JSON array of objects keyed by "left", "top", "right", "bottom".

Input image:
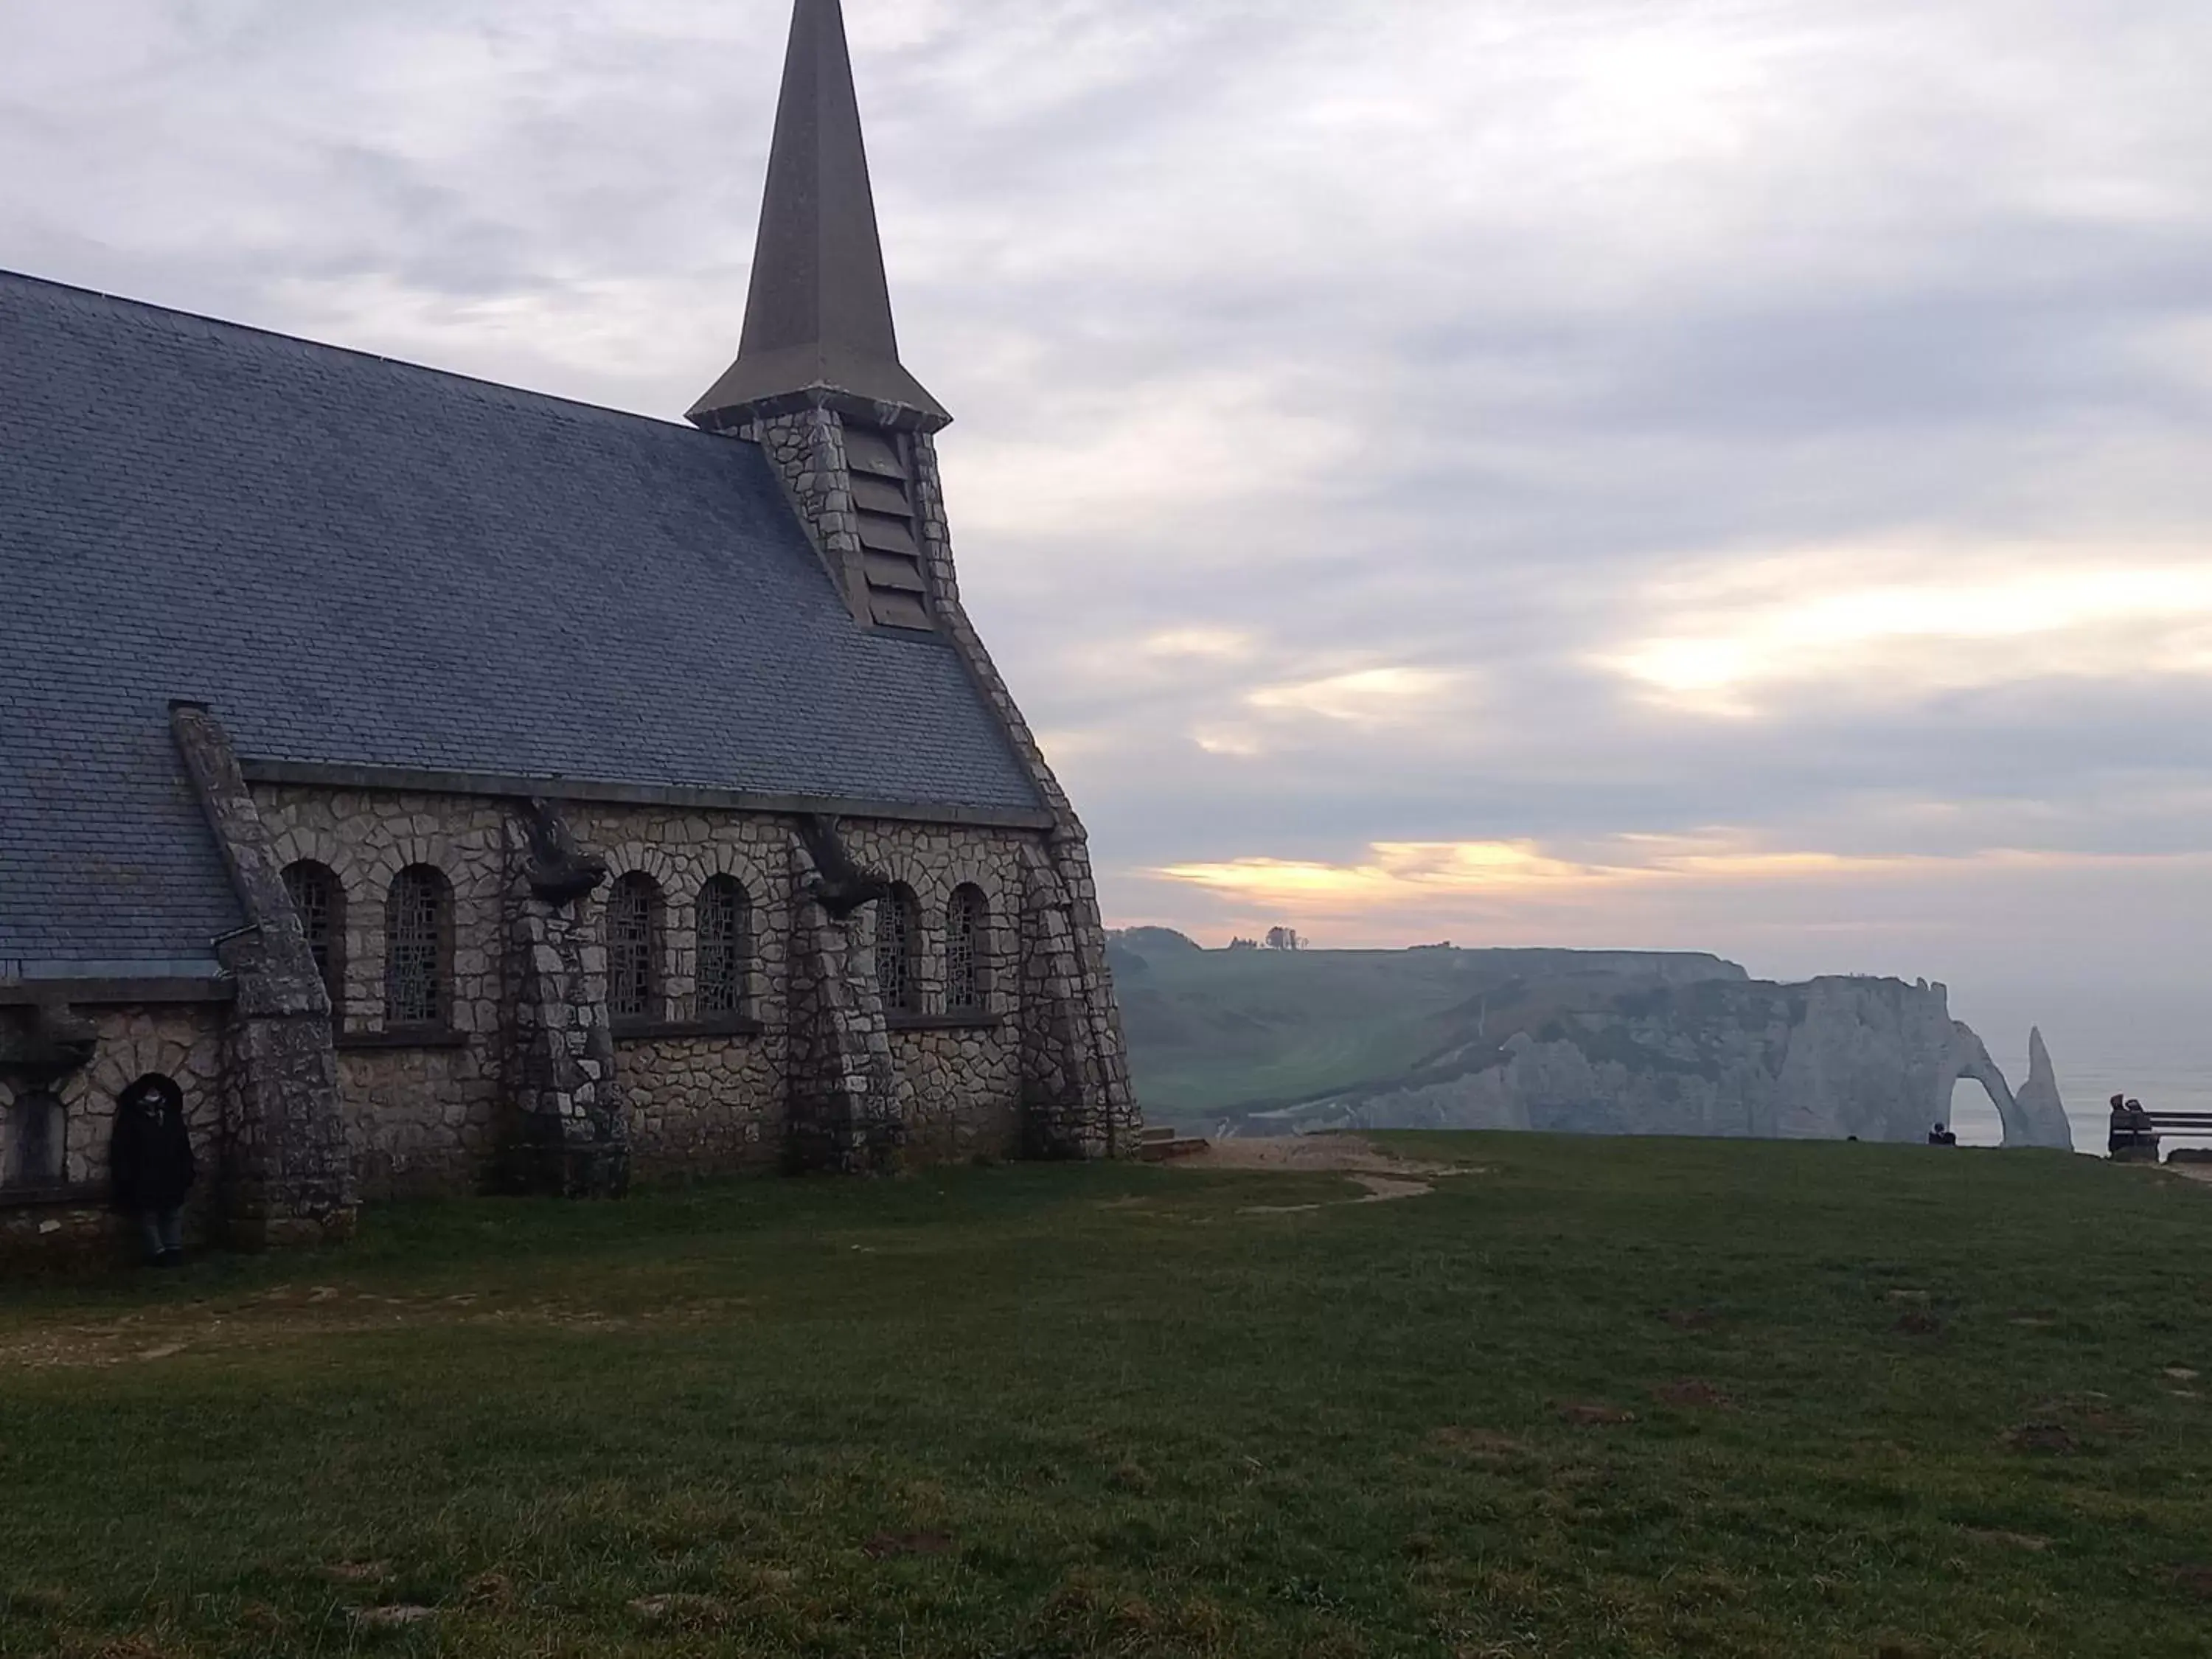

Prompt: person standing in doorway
[{"left": 111, "top": 1074, "right": 195, "bottom": 1265}]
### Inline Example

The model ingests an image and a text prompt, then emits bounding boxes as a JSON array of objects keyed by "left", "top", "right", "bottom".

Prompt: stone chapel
[{"left": 0, "top": 0, "right": 1138, "bottom": 1261}]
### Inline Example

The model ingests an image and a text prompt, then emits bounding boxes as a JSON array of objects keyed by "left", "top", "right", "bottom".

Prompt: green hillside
[{"left": 1111, "top": 931, "right": 1744, "bottom": 1127}]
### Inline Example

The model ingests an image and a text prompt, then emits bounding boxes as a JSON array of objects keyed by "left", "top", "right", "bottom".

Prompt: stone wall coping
[
  {"left": 334, "top": 1027, "right": 473, "bottom": 1053},
  {"left": 613, "top": 1016, "right": 768, "bottom": 1046},
  {"left": 886, "top": 1012, "right": 1004, "bottom": 1034},
  {"left": 238, "top": 760, "right": 1055, "bottom": 832},
  {"left": 0, "top": 976, "right": 235, "bottom": 1007},
  {"left": 0, "top": 1181, "right": 109, "bottom": 1213}
]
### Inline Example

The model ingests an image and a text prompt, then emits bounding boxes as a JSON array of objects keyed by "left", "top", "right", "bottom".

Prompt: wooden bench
[
  {"left": 2111, "top": 1112, "right": 2212, "bottom": 1164},
  {"left": 1137, "top": 1125, "right": 1211, "bottom": 1164}
]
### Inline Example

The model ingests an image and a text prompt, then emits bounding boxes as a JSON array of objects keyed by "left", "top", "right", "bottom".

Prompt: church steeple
[{"left": 690, "top": 0, "right": 948, "bottom": 433}]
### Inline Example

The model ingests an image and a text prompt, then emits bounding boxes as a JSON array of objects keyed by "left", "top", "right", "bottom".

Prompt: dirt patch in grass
[
  {"left": 2002, "top": 1422, "right": 2079, "bottom": 1455},
  {"left": 319, "top": 1560, "right": 392, "bottom": 1586},
  {"left": 1653, "top": 1380, "right": 1734, "bottom": 1411},
  {"left": 1963, "top": 1528, "right": 2052, "bottom": 1552},
  {"left": 1179, "top": 1135, "right": 1481, "bottom": 1213},
  {"left": 1558, "top": 1402, "right": 1639, "bottom": 1427},
  {"left": 862, "top": 1531, "right": 955, "bottom": 1561},
  {"left": 1428, "top": 1427, "right": 1536, "bottom": 1464},
  {"left": 2173, "top": 1566, "right": 2212, "bottom": 1600},
  {"left": 1178, "top": 1135, "right": 1470, "bottom": 1179},
  {"left": 629, "top": 1593, "right": 734, "bottom": 1627},
  {"left": 462, "top": 1572, "right": 516, "bottom": 1610},
  {"left": 79, "top": 1638, "right": 184, "bottom": 1659},
  {"left": 350, "top": 1605, "right": 436, "bottom": 1631}
]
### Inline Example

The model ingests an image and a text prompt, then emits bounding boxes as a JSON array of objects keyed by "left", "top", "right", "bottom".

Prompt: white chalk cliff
[
  {"left": 1255, "top": 975, "right": 2075, "bottom": 1150},
  {"left": 2009, "top": 1026, "right": 2073, "bottom": 1150}
]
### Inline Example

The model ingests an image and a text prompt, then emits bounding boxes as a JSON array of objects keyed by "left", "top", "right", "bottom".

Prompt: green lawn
[{"left": 4, "top": 1138, "right": 2211, "bottom": 1658}]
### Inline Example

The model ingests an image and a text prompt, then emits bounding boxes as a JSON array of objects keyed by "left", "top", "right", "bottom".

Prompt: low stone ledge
[
  {"left": 0, "top": 1181, "right": 109, "bottom": 1214},
  {"left": 335, "top": 1028, "right": 474, "bottom": 1053},
  {"left": 613, "top": 1017, "right": 767, "bottom": 1046},
  {"left": 886, "top": 1012, "right": 1003, "bottom": 1034}
]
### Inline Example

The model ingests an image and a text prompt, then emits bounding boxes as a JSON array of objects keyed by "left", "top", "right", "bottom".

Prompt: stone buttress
[
  {"left": 783, "top": 830, "right": 907, "bottom": 1172},
  {"left": 498, "top": 801, "right": 632, "bottom": 1197},
  {"left": 167, "top": 703, "right": 357, "bottom": 1245}
]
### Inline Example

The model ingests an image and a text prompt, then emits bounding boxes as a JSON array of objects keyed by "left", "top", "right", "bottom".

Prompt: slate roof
[{"left": 0, "top": 271, "right": 1042, "bottom": 972}]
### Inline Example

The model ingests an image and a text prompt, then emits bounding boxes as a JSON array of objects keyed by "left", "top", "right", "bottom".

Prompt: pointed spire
[{"left": 691, "top": 0, "right": 948, "bottom": 433}]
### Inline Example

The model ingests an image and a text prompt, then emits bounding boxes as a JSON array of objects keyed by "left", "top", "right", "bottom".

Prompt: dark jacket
[{"left": 111, "top": 1079, "right": 196, "bottom": 1211}]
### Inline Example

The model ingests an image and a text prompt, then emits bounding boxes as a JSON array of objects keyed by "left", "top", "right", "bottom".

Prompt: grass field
[{"left": 4, "top": 1138, "right": 2211, "bottom": 1657}]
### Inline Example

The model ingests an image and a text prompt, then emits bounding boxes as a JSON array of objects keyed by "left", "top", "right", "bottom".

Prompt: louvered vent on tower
[{"left": 844, "top": 422, "right": 932, "bottom": 631}]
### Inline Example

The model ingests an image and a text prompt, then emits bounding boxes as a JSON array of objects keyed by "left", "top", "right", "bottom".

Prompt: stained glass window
[
  {"left": 947, "top": 886, "right": 987, "bottom": 1014},
  {"left": 699, "top": 877, "right": 750, "bottom": 1018},
  {"left": 384, "top": 866, "right": 450, "bottom": 1029},
  {"left": 610, "top": 874, "right": 661, "bottom": 1024},
  {"left": 282, "top": 860, "right": 344, "bottom": 1015},
  {"left": 877, "top": 886, "right": 920, "bottom": 1014}
]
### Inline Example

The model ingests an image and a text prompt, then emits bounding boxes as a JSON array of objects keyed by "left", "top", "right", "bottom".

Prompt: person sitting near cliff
[
  {"left": 110, "top": 1074, "right": 195, "bottom": 1267},
  {"left": 1928, "top": 1123, "right": 1958, "bottom": 1147},
  {"left": 2110, "top": 1095, "right": 2160, "bottom": 1159}
]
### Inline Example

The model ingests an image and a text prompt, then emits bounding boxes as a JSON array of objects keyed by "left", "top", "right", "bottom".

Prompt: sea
[{"left": 1944, "top": 982, "right": 2212, "bottom": 1154}]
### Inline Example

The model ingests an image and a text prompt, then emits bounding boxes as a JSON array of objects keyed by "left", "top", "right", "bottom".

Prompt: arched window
[
  {"left": 875, "top": 884, "right": 921, "bottom": 1015},
  {"left": 384, "top": 865, "right": 453, "bottom": 1029},
  {"left": 4, "top": 1090, "right": 66, "bottom": 1189},
  {"left": 698, "top": 876, "right": 751, "bottom": 1019},
  {"left": 282, "top": 860, "right": 345, "bottom": 1016},
  {"left": 608, "top": 873, "right": 664, "bottom": 1026},
  {"left": 947, "top": 885, "right": 988, "bottom": 1015}
]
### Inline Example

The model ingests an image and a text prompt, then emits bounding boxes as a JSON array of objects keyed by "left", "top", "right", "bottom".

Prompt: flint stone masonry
[
  {"left": 234, "top": 784, "right": 1071, "bottom": 1194},
  {"left": 0, "top": 1006, "right": 224, "bottom": 1265}
]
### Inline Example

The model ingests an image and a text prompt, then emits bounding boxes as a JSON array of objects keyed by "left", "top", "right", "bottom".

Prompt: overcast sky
[{"left": 7, "top": 0, "right": 2210, "bottom": 995}]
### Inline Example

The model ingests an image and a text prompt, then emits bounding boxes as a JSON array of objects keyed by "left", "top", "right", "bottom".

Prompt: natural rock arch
[{"left": 1934, "top": 1021, "right": 2072, "bottom": 1151}]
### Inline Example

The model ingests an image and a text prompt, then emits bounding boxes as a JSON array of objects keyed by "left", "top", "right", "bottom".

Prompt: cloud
[
  {"left": 5, "top": 0, "right": 2211, "bottom": 994},
  {"left": 1246, "top": 667, "right": 1470, "bottom": 726},
  {"left": 1599, "top": 549, "right": 2212, "bottom": 714},
  {"left": 1152, "top": 834, "right": 2171, "bottom": 911}
]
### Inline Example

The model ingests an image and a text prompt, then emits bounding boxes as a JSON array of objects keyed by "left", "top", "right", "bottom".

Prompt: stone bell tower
[{"left": 692, "top": 0, "right": 1138, "bottom": 1160}]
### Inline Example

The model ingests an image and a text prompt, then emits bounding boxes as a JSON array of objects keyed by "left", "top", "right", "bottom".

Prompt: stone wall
[
  {"left": 892, "top": 1025, "right": 1020, "bottom": 1160},
  {"left": 251, "top": 785, "right": 1041, "bottom": 1189},
  {"left": 261, "top": 787, "right": 510, "bottom": 1197},
  {"left": 617, "top": 1033, "right": 782, "bottom": 1180},
  {"left": 7, "top": 754, "right": 1101, "bottom": 1261},
  {"left": 0, "top": 1006, "right": 225, "bottom": 1264}
]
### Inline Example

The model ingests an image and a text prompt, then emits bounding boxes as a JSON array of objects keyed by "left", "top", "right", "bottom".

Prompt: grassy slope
[
  {"left": 2, "top": 1141, "right": 2211, "bottom": 1657},
  {"left": 1116, "top": 947, "right": 1499, "bottom": 1123},
  {"left": 1116, "top": 945, "right": 1738, "bottom": 1127}
]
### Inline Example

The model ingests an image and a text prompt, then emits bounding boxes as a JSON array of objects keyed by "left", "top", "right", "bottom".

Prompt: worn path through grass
[{"left": 3, "top": 1136, "right": 2211, "bottom": 1658}]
